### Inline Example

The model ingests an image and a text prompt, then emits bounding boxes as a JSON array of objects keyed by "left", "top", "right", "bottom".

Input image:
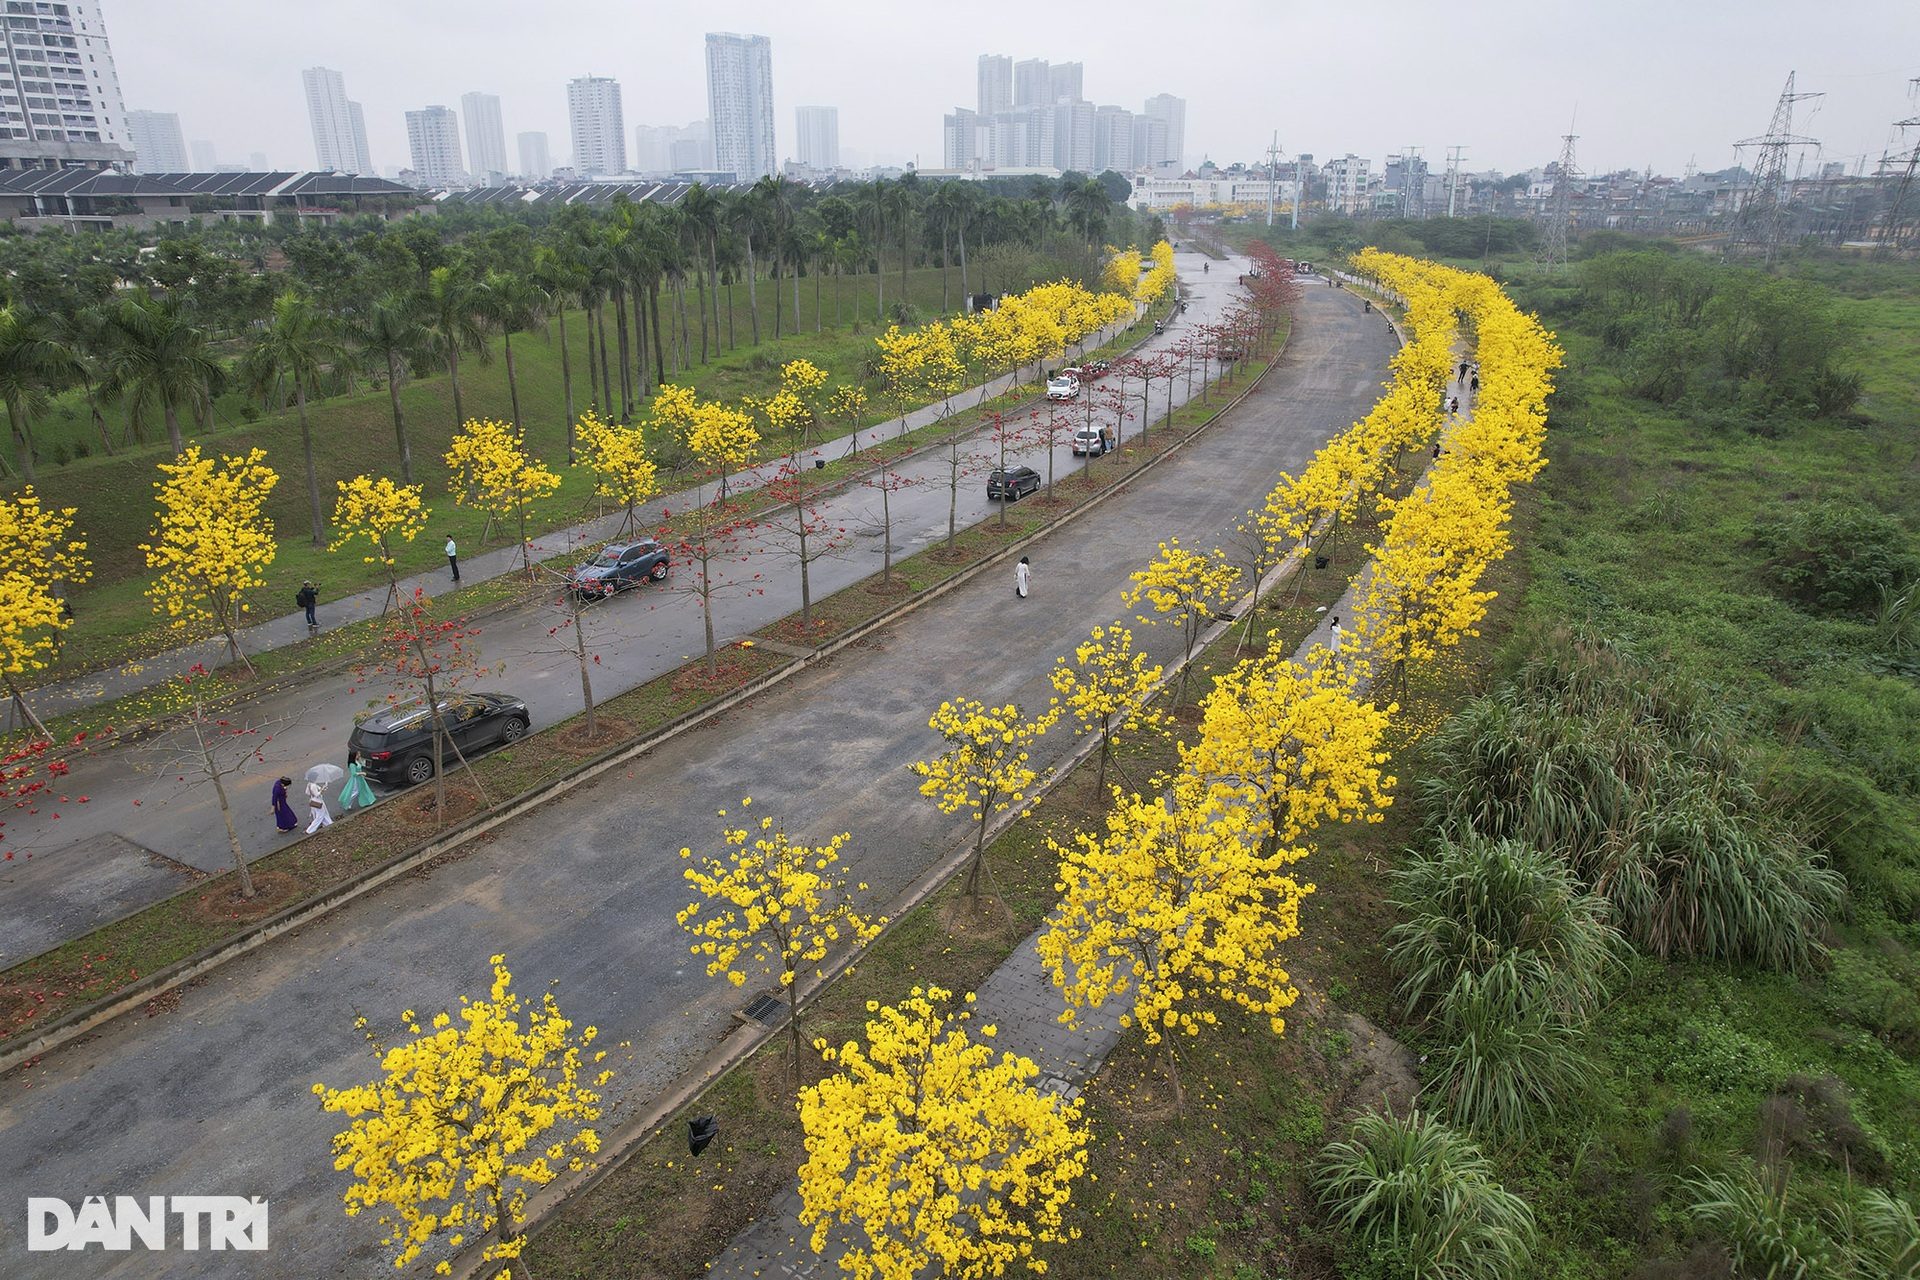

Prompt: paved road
[
  {"left": 0, "top": 269, "right": 1395, "bottom": 1278},
  {"left": 0, "top": 257, "right": 1225, "bottom": 965}
]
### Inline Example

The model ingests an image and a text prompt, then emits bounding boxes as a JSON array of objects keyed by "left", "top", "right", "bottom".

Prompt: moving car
[
  {"left": 567, "top": 539, "right": 670, "bottom": 596},
  {"left": 349, "top": 693, "right": 533, "bottom": 787},
  {"left": 1079, "top": 359, "right": 1111, "bottom": 379},
  {"left": 1071, "top": 426, "right": 1115, "bottom": 457},
  {"left": 987, "top": 465, "right": 1042, "bottom": 501},
  {"left": 1045, "top": 373, "right": 1080, "bottom": 402}
]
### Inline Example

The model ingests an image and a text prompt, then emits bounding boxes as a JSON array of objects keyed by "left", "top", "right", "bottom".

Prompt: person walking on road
[
  {"left": 305, "top": 776, "right": 335, "bottom": 834},
  {"left": 341, "top": 753, "right": 377, "bottom": 812},
  {"left": 445, "top": 535, "right": 461, "bottom": 583},
  {"left": 271, "top": 777, "right": 299, "bottom": 833},
  {"left": 1328, "top": 616, "right": 1343, "bottom": 661},
  {"left": 296, "top": 581, "right": 319, "bottom": 633},
  {"left": 1015, "top": 555, "right": 1031, "bottom": 599}
]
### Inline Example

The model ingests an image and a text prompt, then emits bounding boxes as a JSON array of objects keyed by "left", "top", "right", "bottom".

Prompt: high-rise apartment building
[
  {"left": 943, "top": 107, "right": 977, "bottom": 171},
  {"left": 1325, "top": 154, "right": 1370, "bottom": 214},
  {"left": 1093, "top": 106, "right": 1133, "bottom": 174},
  {"left": 705, "top": 32, "right": 775, "bottom": 181},
  {"left": 405, "top": 105, "right": 463, "bottom": 186},
  {"left": 1053, "top": 99, "right": 1095, "bottom": 173},
  {"left": 670, "top": 120, "right": 711, "bottom": 172},
  {"left": 303, "top": 67, "right": 371, "bottom": 174},
  {"left": 517, "top": 130, "right": 550, "bottom": 179},
  {"left": 1012, "top": 58, "right": 1050, "bottom": 109},
  {"left": 126, "top": 109, "right": 188, "bottom": 172},
  {"left": 1131, "top": 115, "right": 1168, "bottom": 173},
  {"left": 977, "top": 54, "right": 1011, "bottom": 116},
  {"left": 190, "top": 138, "right": 218, "bottom": 171},
  {"left": 566, "top": 75, "right": 625, "bottom": 176},
  {"left": 461, "top": 91, "right": 507, "bottom": 182},
  {"left": 1143, "top": 93, "right": 1185, "bottom": 170},
  {"left": 794, "top": 105, "right": 838, "bottom": 170},
  {"left": 0, "top": 0, "right": 131, "bottom": 169},
  {"left": 1049, "top": 62, "right": 1083, "bottom": 105}
]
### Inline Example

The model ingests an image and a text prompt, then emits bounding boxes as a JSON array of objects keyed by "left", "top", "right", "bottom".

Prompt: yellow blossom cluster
[
  {"left": 312, "top": 955, "right": 611, "bottom": 1276},
  {"left": 444, "top": 418, "right": 561, "bottom": 575},
  {"left": 574, "top": 408, "right": 659, "bottom": 528},
  {"left": 911, "top": 696, "right": 1062, "bottom": 904},
  {"left": 329, "top": 473, "right": 427, "bottom": 576},
  {"left": 141, "top": 445, "right": 278, "bottom": 661},
  {"left": 0, "top": 487, "right": 87, "bottom": 686},
  {"left": 797, "top": 985, "right": 1089, "bottom": 1279}
]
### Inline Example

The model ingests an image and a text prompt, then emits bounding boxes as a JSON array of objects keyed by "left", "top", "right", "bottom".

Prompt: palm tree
[
  {"left": 862, "top": 179, "right": 888, "bottom": 318},
  {"left": 348, "top": 291, "right": 433, "bottom": 484},
  {"left": 929, "top": 182, "right": 969, "bottom": 312},
  {"left": 730, "top": 189, "right": 767, "bottom": 346},
  {"left": 424, "top": 262, "right": 490, "bottom": 430},
  {"left": 1065, "top": 178, "right": 1111, "bottom": 245},
  {"left": 58, "top": 306, "right": 118, "bottom": 458},
  {"left": 531, "top": 241, "right": 583, "bottom": 459},
  {"left": 889, "top": 173, "right": 921, "bottom": 311},
  {"left": 0, "top": 303, "right": 80, "bottom": 480},
  {"left": 98, "top": 292, "right": 224, "bottom": 457},
  {"left": 241, "top": 290, "right": 345, "bottom": 545},
  {"left": 474, "top": 270, "right": 543, "bottom": 437}
]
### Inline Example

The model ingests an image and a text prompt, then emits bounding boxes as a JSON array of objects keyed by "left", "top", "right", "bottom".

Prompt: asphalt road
[
  {"left": 0, "top": 265, "right": 1395, "bottom": 1278},
  {"left": 0, "top": 257, "right": 1215, "bottom": 965}
]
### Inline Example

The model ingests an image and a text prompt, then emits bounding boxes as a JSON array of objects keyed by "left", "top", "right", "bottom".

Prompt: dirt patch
[
  {"left": 668, "top": 653, "right": 757, "bottom": 695},
  {"left": 182, "top": 871, "right": 304, "bottom": 927},
  {"left": 555, "top": 719, "right": 633, "bottom": 755},
  {"left": 395, "top": 787, "right": 486, "bottom": 828},
  {"left": 1332, "top": 1012, "right": 1421, "bottom": 1115},
  {"left": 938, "top": 893, "right": 1018, "bottom": 941},
  {"left": 863, "top": 577, "right": 914, "bottom": 597}
]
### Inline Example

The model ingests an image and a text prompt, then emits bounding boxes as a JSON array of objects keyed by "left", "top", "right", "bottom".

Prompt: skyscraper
[
  {"left": 1012, "top": 59, "right": 1050, "bottom": 109},
  {"left": 1053, "top": 100, "right": 1094, "bottom": 173},
  {"left": 1049, "top": 62, "right": 1083, "bottom": 105},
  {"left": 126, "top": 110, "right": 189, "bottom": 172},
  {"left": 304, "top": 67, "right": 371, "bottom": 174},
  {"left": 1094, "top": 106, "right": 1134, "bottom": 173},
  {"left": 0, "top": 0, "right": 131, "bottom": 169},
  {"left": 1143, "top": 93, "right": 1185, "bottom": 171},
  {"left": 794, "top": 105, "right": 838, "bottom": 170},
  {"left": 517, "top": 131, "right": 550, "bottom": 179},
  {"left": 977, "top": 55, "right": 1011, "bottom": 117},
  {"left": 566, "top": 75, "right": 625, "bottom": 176},
  {"left": 461, "top": 91, "right": 507, "bottom": 182},
  {"left": 405, "top": 105, "right": 464, "bottom": 186},
  {"left": 706, "top": 32, "right": 775, "bottom": 181},
  {"left": 943, "top": 108, "right": 977, "bottom": 171},
  {"left": 190, "top": 139, "right": 219, "bottom": 171}
]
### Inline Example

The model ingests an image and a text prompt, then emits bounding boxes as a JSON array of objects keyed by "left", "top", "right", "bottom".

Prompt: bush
[
  {"left": 1423, "top": 966, "right": 1595, "bottom": 1137},
  {"left": 1753, "top": 500, "right": 1918, "bottom": 615},
  {"left": 1315, "top": 1110, "right": 1536, "bottom": 1280},
  {"left": 1685, "top": 1161, "right": 1840, "bottom": 1280}
]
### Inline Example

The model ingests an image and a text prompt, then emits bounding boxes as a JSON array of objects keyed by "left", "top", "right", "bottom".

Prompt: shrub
[
  {"left": 1753, "top": 500, "right": 1917, "bottom": 615},
  {"left": 1423, "top": 966, "right": 1595, "bottom": 1137},
  {"left": 1315, "top": 1109, "right": 1536, "bottom": 1280},
  {"left": 1684, "top": 1161, "right": 1843, "bottom": 1280},
  {"left": 1386, "top": 834, "right": 1617, "bottom": 1020}
]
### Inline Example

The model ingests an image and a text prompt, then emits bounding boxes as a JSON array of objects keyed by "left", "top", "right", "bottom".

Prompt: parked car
[
  {"left": 1079, "top": 359, "right": 1111, "bottom": 379},
  {"left": 987, "top": 465, "right": 1042, "bottom": 501},
  {"left": 567, "top": 539, "right": 670, "bottom": 597},
  {"left": 1046, "top": 374, "right": 1080, "bottom": 402},
  {"left": 349, "top": 693, "right": 532, "bottom": 787},
  {"left": 1071, "top": 426, "right": 1115, "bottom": 457}
]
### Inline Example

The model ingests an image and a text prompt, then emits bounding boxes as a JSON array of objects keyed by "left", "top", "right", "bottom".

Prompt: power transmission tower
[
  {"left": 1729, "top": 71, "right": 1822, "bottom": 262},
  {"left": 1875, "top": 78, "right": 1920, "bottom": 252},
  {"left": 1446, "top": 145, "right": 1466, "bottom": 216},
  {"left": 1541, "top": 131, "right": 1578, "bottom": 267}
]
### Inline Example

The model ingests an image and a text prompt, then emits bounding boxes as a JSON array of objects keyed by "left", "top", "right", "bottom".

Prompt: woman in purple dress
[{"left": 271, "top": 777, "right": 299, "bottom": 833}]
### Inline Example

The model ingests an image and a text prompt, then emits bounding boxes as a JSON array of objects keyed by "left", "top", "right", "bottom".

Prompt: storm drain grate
[{"left": 742, "top": 992, "right": 785, "bottom": 1024}]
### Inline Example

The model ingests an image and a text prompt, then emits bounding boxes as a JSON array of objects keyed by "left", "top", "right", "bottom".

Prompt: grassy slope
[{"left": 16, "top": 261, "right": 1098, "bottom": 673}]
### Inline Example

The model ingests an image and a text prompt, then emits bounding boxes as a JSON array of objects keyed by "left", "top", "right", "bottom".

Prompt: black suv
[
  {"left": 987, "top": 466, "right": 1042, "bottom": 501},
  {"left": 567, "top": 539, "right": 671, "bottom": 597},
  {"left": 348, "top": 693, "right": 532, "bottom": 787}
]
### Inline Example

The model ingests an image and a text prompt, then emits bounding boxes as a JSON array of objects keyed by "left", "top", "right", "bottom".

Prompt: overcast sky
[{"left": 109, "top": 0, "right": 1920, "bottom": 180}]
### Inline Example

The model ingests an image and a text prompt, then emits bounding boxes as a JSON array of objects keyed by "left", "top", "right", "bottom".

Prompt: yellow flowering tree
[
  {"left": 827, "top": 384, "right": 868, "bottom": 454},
  {"left": 330, "top": 473, "right": 428, "bottom": 615},
  {"left": 911, "top": 697, "right": 1060, "bottom": 908},
  {"left": 575, "top": 408, "right": 658, "bottom": 535},
  {"left": 1038, "top": 775, "right": 1310, "bottom": 1108},
  {"left": 873, "top": 323, "right": 928, "bottom": 439},
  {"left": 1183, "top": 653, "right": 1396, "bottom": 856},
  {"left": 1123, "top": 538, "right": 1240, "bottom": 706},
  {"left": 686, "top": 400, "right": 760, "bottom": 500},
  {"left": 798, "top": 985, "right": 1089, "bottom": 1280},
  {"left": 445, "top": 418, "right": 562, "bottom": 578},
  {"left": 776, "top": 358, "right": 829, "bottom": 448},
  {"left": 312, "top": 955, "right": 611, "bottom": 1279},
  {"left": 142, "top": 445, "right": 278, "bottom": 675},
  {"left": 1048, "top": 623, "right": 1166, "bottom": 795},
  {"left": 0, "top": 487, "right": 88, "bottom": 739},
  {"left": 678, "top": 801, "right": 884, "bottom": 1067}
]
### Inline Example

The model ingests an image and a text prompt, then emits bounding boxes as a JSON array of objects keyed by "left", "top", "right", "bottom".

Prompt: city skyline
[{"left": 103, "top": 1, "right": 1920, "bottom": 183}]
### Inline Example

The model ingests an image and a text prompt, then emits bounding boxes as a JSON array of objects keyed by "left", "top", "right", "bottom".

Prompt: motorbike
[{"left": 1153, "top": 321, "right": 1165, "bottom": 334}]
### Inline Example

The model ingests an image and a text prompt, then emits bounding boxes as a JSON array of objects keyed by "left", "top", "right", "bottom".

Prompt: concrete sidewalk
[{"left": 20, "top": 312, "right": 1142, "bottom": 723}]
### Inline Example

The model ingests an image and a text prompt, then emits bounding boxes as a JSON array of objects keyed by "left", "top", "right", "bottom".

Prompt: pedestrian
[
  {"left": 445, "top": 535, "right": 461, "bottom": 583},
  {"left": 1450, "top": 396, "right": 1460, "bottom": 414},
  {"left": 1329, "top": 615, "right": 1343, "bottom": 657},
  {"left": 1015, "top": 555, "right": 1031, "bottom": 599},
  {"left": 295, "top": 580, "right": 319, "bottom": 632},
  {"left": 341, "top": 752, "right": 377, "bottom": 811},
  {"left": 271, "top": 776, "right": 299, "bottom": 833},
  {"left": 1433, "top": 441, "right": 1442, "bottom": 460},
  {"left": 1458, "top": 360, "right": 1469, "bottom": 382},
  {"left": 305, "top": 775, "right": 334, "bottom": 834},
  {"left": 1469, "top": 374, "right": 1479, "bottom": 392}
]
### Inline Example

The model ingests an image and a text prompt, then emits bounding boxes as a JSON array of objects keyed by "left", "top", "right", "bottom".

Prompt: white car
[{"left": 1046, "top": 374, "right": 1080, "bottom": 402}]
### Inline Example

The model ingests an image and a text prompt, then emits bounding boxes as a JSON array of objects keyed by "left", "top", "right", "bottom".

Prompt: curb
[{"left": 0, "top": 312, "right": 1267, "bottom": 1077}]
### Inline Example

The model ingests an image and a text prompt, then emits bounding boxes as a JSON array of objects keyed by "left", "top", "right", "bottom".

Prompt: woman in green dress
[{"left": 341, "top": 752, "right": 377, "bottom": 811}]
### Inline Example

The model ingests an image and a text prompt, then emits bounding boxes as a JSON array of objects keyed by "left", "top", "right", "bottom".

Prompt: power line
[{"left": 1729, "top": 71, "right": 1823, "bottom": 262}]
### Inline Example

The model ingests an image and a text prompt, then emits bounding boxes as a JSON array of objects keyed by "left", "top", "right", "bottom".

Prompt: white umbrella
[{"left": 305, "top": 763, "right": 345, "bottom": 787}]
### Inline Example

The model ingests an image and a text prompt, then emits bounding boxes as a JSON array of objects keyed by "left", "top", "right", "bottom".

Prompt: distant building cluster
[{"left": 939, "top": 54, "right": 1185, "bottom": 178}]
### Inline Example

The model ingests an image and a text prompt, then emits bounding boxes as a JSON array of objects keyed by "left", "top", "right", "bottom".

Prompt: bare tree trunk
[
  {"left": 557, "top": 307, "right": 576, "bottom": 460},
  {"left": 386, "top": 353, "right": 412, "bottom": 484},
  {"left": 4, "top": 672, "right": 50, "bottom": 742},
  {"left": 195, "top": 713, "right": 255, "bottom": 899},
  {"left": 297, "top": 383, "right": 323, "bottom": 546},
  {"left": 570, "top": 603, "right": 597, "bottom": 738},
  {"left": 649, "top": 283, "right": 667, "bottom": 388}
]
